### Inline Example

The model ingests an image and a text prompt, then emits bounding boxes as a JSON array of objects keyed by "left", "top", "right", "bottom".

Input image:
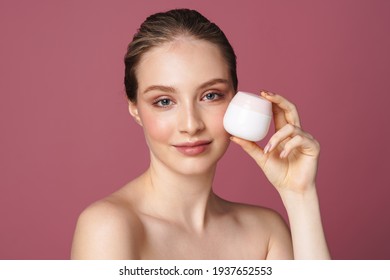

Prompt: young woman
[{"left": 71, "top": 8, "right": 330, "bottom": 260}]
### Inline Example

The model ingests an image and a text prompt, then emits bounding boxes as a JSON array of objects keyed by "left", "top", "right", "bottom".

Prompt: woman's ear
[{"left": 128, "top": 101, "right": 143, "bottom": 126}]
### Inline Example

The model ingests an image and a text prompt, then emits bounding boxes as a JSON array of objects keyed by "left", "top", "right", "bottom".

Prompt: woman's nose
[{"left": 178, "top": 104, "right": 205, "bottom": 135}]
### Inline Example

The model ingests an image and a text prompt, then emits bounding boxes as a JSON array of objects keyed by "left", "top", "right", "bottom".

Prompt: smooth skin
[
  {"left": 231, "top": 91, "right": 330, "bottom": 259},
  {"left": 71, "top": 37, "right": 330, "bottom": 260}
]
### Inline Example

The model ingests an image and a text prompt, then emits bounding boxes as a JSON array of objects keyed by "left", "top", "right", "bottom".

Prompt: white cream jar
[{"left": 223, "top": 91, "right": 272, "bottom": 142}]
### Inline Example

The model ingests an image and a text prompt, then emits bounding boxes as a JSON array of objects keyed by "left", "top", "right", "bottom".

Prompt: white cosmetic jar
[{"left": 223, "top": 91, "right": 272, "bottom": 142}]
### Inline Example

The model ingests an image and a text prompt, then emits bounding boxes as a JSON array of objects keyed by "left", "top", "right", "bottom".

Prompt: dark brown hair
[{"left": 124, "top": 8, "right": 238, "bottom": 103}]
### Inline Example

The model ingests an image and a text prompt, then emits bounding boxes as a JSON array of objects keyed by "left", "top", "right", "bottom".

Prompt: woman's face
[{"left": 129, "top": 38, "right": 234, "bottom": 175}]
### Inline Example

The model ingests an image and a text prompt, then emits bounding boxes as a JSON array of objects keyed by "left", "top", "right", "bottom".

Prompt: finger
[
  {"left": 279, "top": 134, "right": 320, "bottom": 159},
  {"left": 260, "top": 91, "right": 301, "bottom": 130},
  {"left": 229, "top": 136, "right": 266, "bottom": 166},
  {"left": 264, "top": 124, "right": 311, "bottom": 154}
]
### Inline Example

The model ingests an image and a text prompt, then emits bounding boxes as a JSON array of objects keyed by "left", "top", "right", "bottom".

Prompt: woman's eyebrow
[
  {"left": 197, "top": 78, "right": 230, "bottom": 90},
  {"left": 142, "top": 78, "right": 229, "bottom": 95},
  {"left": 143, "top": 85, "right": 176, "bottom": 95}
]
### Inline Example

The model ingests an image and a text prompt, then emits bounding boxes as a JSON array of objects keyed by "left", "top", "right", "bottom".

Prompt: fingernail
[
  {"left": 266, "top": 91, "right": 275, "bottom": 96},
  {"left": 264, "top": 143, "right": 271, "bottom": 154}
]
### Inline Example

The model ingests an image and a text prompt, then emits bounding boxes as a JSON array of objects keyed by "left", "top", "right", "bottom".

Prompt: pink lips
[{"left": 173, "top": 140, "right": 212, "bottom": 156}]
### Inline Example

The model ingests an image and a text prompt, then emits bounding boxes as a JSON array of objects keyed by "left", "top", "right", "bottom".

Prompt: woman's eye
[
  {"left": 154, "top": 98, "right": 172, "bottom": 107},
  {"left": 203, "top": 92, "right": 222, "bottom": 101}
]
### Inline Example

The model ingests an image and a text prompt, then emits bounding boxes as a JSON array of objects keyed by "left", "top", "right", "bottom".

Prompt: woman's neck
[{"left": 138, "top": 157, "right": 218, "bottom": 233}]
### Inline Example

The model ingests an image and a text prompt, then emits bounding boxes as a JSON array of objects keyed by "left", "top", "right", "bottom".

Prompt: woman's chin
[{"left": 171, "top": 160, "right": 217, "bottom": 176}]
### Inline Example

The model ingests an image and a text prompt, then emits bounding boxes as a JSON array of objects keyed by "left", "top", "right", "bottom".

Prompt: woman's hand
[
  {"left": 231, "top": 91, "right": 331, "bottom": 259},
  {"left": 230, "top": 91, "right": 320, "bottom": 195}
]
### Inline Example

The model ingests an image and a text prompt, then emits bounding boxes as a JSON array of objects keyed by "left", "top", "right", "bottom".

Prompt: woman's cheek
[
  {"left": 142, "top": 112, "right": 174, "bottom": 142},
  {"left": 212, "top": 106, "right": 230, "bottom": 136},
  {"left": 208, "top": 107, "right": 231, "bottom": 155}
]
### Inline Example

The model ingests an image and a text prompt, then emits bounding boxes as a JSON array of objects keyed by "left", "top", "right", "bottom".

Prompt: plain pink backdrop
[{"left": 1, "top": 0, "right": 389, "bottom": 259}]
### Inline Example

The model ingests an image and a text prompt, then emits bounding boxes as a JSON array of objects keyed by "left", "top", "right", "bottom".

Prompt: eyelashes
[
  {"left": 202, "top": 92, "right": 225, "bottom": 101},
  {"left": 152, "top": 92, "right": 226, "bottom": 108},
  {"left": 153, "top": 98, "right": 173, "bottom": 107}
]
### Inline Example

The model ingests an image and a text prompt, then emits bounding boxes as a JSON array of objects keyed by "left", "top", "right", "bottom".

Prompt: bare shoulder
[
  {"left": 217, "top": 198, "right": 293, "bottom": 259},
  {"left": 217, "top": 197, "right": 285, "bottom": 227},
  {"left": 71, "top": 193, "right": 143, "bottom": 259}
]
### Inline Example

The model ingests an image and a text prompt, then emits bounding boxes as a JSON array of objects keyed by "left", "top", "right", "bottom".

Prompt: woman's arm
[
  {"left": 230, "top": 91, "right": 330, "bottom": 259},
  {"left": 280, "top": 187, "right": 330, "bottom": 259}
]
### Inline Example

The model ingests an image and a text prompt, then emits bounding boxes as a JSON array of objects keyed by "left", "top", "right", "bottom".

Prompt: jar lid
[{"left": 232, "top": 91, "right": 272, "bottom": 116}]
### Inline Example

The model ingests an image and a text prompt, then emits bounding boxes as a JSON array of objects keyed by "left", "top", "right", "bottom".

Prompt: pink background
[{"left": 1, "top": 0, "right": 389, "bottom": 259}]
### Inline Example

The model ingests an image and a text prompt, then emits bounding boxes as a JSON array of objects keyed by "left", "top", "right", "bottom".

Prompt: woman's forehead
[{"left": 136, "top": 39, "right": 231, "bottom": 91}]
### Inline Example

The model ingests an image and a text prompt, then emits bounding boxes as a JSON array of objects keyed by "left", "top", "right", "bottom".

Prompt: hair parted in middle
[{"left": 124, "top": 8, "right": 238, "bottom": 103}]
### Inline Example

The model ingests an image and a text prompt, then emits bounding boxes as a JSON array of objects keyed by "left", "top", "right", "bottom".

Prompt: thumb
[{"left": 230, "top": 136, "right": 266, "bottom": 167}]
